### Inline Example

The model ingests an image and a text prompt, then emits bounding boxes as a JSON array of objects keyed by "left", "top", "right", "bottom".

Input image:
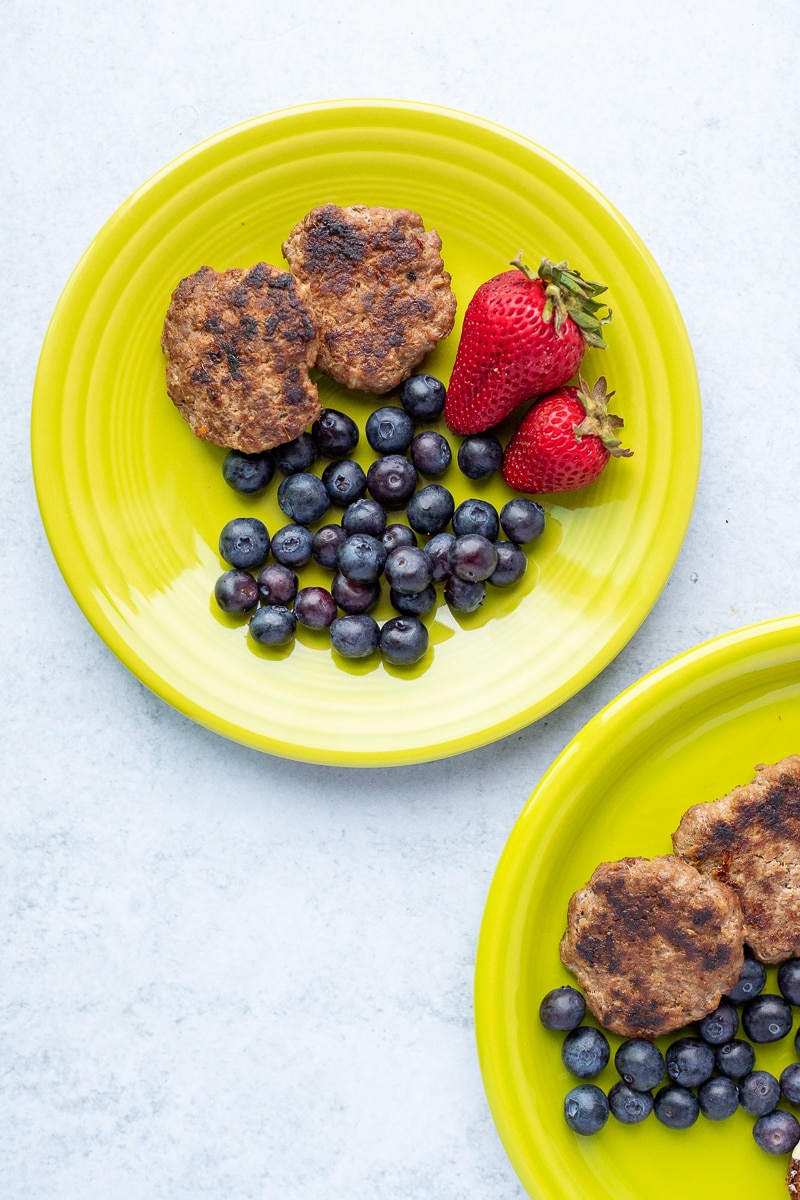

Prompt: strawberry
[
  {"left": 443, "top": 254, "right": 611, "bottom": 435},
  {"left": 501, "top": 376, "right": 632, "bottom": 493}
]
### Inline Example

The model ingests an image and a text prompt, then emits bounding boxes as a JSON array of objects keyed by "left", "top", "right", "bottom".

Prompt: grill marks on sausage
[
  {"left": 282, "top": 204, "right": 456, "bottom": 393},
  {"left": 673, "top": 756, "right": 800, "bottom": 963},
  {"left": 161, "top": 263, "right": 320, "bottom": 452},
  {"left": 560, "top": 856, "right": 744, "bottom": 1039}
]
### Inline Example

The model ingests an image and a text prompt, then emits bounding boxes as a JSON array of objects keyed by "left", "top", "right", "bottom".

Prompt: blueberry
[
  {"left": 698, "top": 1075, "right": 739, "bottom": 1121},
  {"left": 321, "top": 459, "right": 367, "bottom": 507},
  {"left": 457, "top": 433, "right": 503, "bottom": 479},
  {"left": 342, "top": 498, "right": 387, "bottom": 538},
  {"left": 448, "top": 533, "right": 498, "bottom": 583},
  {"left": 410, "top": 431, "right": 452, "bottom": 476},
  {"left": 214, "top": 569, "right": 259, "bottom": 614},
  {"left": 329, "top": 613, "right": 380, "bottom": 659},
  {"left": 277, "top": 472, "right": 330, "bottom": 525},
  {"left": 424, "top": 532, "right": 456, "bottom": 582},
  {"left": 218, "top": 517, "right": 270, "bottom": 570},
  {"left": 256, "top": 562, "right": 298, "bottom": 606},
  {"left": 715, "top": 1038, "right": 756, "bottom": 1080},
  {"left": 698, "top": 1000, "right": 739, "bottom": 1045},
  {"left": 452, "top": 498, "right": 500, "bottom": 541},
  {"left": 614, "top": 1039, "right": 665, "bottom": 1092},
  {"left": 739, "top": 1070, "right": 781, "bottom": 1116},
  {"left": 384, "top": 546, "right": 433, "bottom": 595},
  {"left": 399, "top": 373, "right": 447, "bottom": 421},
  {"left": 294, "top": 586, "right": 337, "bottom": 630},
  {"left": 270, "top": 524, "right": 313, "bottom": 568},
  {"left": 248, "top": 604, "right": 296, "bottom": 646},
  {"left": 665, "top": 1037, "right": 715, "bottom": 1088},
  {"left": 379, "top": 616, "right": 429, "bottom": 666},
  {"left": 500, "top": 497, "right": 546, "bottom": 544},
  {"left": 539, "top": 986, "right": 586, "bottom": 1032},
  {"left": 444, "top": 575, "right": 486, "bottom": 613},
  {"left": 563, "top": 1084, "right": 609, "bottom": 1135},
  {"left": 653, "top": 1084, "right": 700, "bottom": 1129},
  {"left": 312, "top": 524, "right": 348, "bottom": 570},
  {"left": 561, "top": 1026, "right": 610, "bottom": 1079},
  {"left": 311, "top": 408, "right": 359, "bottom": 458},
  {"left": 222, "top": 448, "right": 275, "bottom": 494},
  {"left": 274, "top": 432, "right": 317, "bottom": 474},
  {"left": 390, "top": 584, "right": 437, "bottom": 616},
  {"left": 366, "top": 455, "right": 418, "bottom": 509},
  {"left": 742, "top": 994, "right": 793, "bottom": 1042},
  {"left": 753, "top": 1110, "right": 800, "bottom": 1155},
  {"left": 726, "top": 955, "right": 767, "bottom": 1003},
  {"left": 608, "top": 1081, "right": 653, "bottom": 1124},
  {"left": 780, "top": 1062, "right": 800, "bottom": 1104},
  {"left": 406, "top": 484, "right": 455, "bottom": 535},
  {"left": 330, "top": 573, "right": 380, "bottom": 615},
  {"left": 778, "top": 959, "right": 800, "bottom": 1005},
  {"left": 489, "top": 541, "right": 528, "bottom": 587},
  {"left": 366, "top": 406, "right": 415, "bottom": 454},
  {"left": 337, "top": 534, "right": 387, "bottom": 584},
  {"left": 382, "top": 523, "right": 418, "bottom": 554}
]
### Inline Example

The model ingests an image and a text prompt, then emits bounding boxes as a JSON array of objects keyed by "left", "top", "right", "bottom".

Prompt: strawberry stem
[
  {"left": 573, "top": 376, "right": 633, "bottom": 458},
  {"left": 510, "top": 252, "right": 612, "bottom": 349}
]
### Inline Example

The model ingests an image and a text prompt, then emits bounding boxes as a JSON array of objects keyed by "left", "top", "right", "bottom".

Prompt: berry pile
[
  {"left": 212, "top": 374, "right": 546, "bottom": 666},
  {"left": 541, "top": 956, "right": 800, "bottom": 1157}
]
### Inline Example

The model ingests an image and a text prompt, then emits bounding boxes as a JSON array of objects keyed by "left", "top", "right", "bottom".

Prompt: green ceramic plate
[
  {"left": 31, "top": 99, "right": 700, "bottom": 765},
  {"left": 475, "top": 614, "right": 800, "bottom": 1199}
]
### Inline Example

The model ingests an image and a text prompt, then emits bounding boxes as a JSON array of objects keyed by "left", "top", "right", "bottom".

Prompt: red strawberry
[
  {"left": 501, "top": 376, "right": 632, "bottom": 493},
  {"left": 444, "top": 254, "right": 611, "bottom": 435}
]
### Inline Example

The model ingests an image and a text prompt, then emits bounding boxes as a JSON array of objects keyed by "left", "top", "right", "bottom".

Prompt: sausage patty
[
  {"left": 672, "top": 755, "right": 800, "bottom": 964},
  {"left": 282, "top": 204, "right": 456, "bottom": 393},
  {"left": 161, "top": 262, "right": 320, "bottom": 452},
  {"left": 559, "top": 855, "right": 744, "bottom": 1038}
]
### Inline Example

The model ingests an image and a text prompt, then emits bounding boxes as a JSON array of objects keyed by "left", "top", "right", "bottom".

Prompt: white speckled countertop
[{"left": 3, "top": 2, "right": 800, "bottom": 1196}]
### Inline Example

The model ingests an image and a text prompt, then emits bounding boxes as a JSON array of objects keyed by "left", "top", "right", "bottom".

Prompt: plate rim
[
  {"left": 474, "top": 611, "right": 800, "bottom": 1197},
  {"left": 31, "top": 97, "right": 702, "bottom": 766}
]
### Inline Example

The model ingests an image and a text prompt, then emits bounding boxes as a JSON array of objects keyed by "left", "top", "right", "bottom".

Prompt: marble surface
[{"left": 3, "top": 1, "right": 799, "bottom": 1196}]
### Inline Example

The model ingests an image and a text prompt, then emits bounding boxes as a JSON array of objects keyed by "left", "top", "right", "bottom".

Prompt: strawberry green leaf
[{"left": 573, "top": 376, "right": 634, "bottom": 458}]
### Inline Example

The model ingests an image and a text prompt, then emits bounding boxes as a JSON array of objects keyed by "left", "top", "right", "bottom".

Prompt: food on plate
[
  {"left": 563, "top": 1083, "right": 609, "bottom": 1134},
  {"left": 379, "top": 615, "right": 429, "bottom": 666},
  {"left": 365, "top": 405, "right": 415, "bottom": 455},
  {"left": 672, "top": 755, "right": 800, "bottom": 963},
  {"left": 443, "top": 254, "right": 611, "bottom": 435},
  {"left": 457, "top": 434, "right": 504, "bottom": 480},
  {"left": 218, "top": 516, "right": 271, "bottom": 570},
  {"left": 754, "top": 1110, "right": 800, "bottom": 1156},
  {"left": 559, "top": 855, "right": 744, "bottom": 1038},
  {"left": 161, "top": 263, "right": 320, "bottom": 452},
  {"left": 399, "top": 373, "right": 447, "bottom": 421},
  {"left": 282, "top": 203, "right": 456, "bottom": 393},
  {"left": 741, "top": 993, "right": 793, "bottom": 1042},
  {"left": 222, "top": 447, "right": 276, "bottom": 494},
  {"left": 538, "top": 984, "right": 586, "bottom": 1031},
  {"left": 501, "top": 376, "right": 632, "bottom": 494},
  {"left": 788, "top": 1140, "right": 800, "bottom": 1197}
]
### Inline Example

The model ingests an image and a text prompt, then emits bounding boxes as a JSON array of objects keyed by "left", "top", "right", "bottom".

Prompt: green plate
[
  {"left": 31, "top": 99, "right": 700, "bottom": 765},
  {"left": 475, "top": 614, "right": 800, "bottom": 1199}
]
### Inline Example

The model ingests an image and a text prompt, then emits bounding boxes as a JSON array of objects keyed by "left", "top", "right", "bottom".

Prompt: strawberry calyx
[
  {"left": 510, "top": 252, "right": 612, "bottom": 349},
  {"left": 573, "top": 376, "right": 633, "bottom": 458}
]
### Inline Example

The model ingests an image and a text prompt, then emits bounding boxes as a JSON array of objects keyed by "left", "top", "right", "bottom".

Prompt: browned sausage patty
[
  {"left": 672, "top": 755, "right": 800, "bottom": 964},
  {"left": 559, "top": 855, "right": 744, "bottom": 1038},
  {"left": 161, "top": 262, "right": 320, "bottom": 452},
  {"left": 282, "top": 204, "right": 456, "bottom": 393}
]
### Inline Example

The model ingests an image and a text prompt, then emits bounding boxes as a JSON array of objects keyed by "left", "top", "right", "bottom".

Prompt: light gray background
[{"left": 3, "top": 2, "right": 799, "bottom": 1197}]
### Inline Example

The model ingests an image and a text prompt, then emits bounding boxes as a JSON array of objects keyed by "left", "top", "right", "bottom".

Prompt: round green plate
[
  {"left": 31, "top": 99, "right": 700, "bottom": 766},
  {"left": 475, "top": 614, "right": 800, "bottom": 1199}
]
